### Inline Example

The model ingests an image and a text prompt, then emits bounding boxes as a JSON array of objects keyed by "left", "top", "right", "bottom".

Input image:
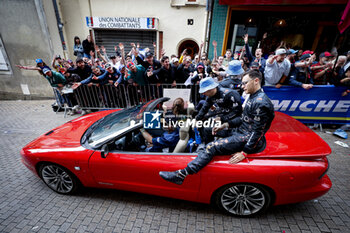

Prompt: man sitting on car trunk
[{"left": 159, "top": 70, "right": 275, "bottom": 185}]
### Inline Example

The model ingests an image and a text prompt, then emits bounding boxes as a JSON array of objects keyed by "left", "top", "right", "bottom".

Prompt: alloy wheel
[
  {"left": 41, "top": 164, "right": 75, "bottom": 194},
  {"left": 219, "top": 184, "right": 268, "bottom": 216}
]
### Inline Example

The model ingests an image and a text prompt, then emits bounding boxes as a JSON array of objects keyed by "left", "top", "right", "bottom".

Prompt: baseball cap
[
  {"left": 127, "top": 62, "right": 135, "bottom": 69},
  {"left": 302, "top": 50, "right": 314, "bottom": 55},
  {"left": 299, "top": 54, "right": 311, "bottom": 60},
  {"left": 145, "top": 51, "right": 153, "bottom": 58},
  {"left": 199, "top": 77, "right": 218, "bottom": 94},
  {"left": 55, "top": 55, "right": 61, "bottom": 59},
  {"left": 275, "top": 49, "right": 287, "bottom": 56},
  {"left": 43, "top": 68, "right": 51, "bottom": 74},
  {"left": 287, "top": 49, "right": 298, "bottom": 55},
  {"left": 197, "top": 62, "right": 204, "bottom": 69},
  {"left": 105, "top": 63, "right": 112, "bottom": 69},
  {"left": 319, "top": 52, "right": 332, "bottom": 58},
  {"left": 119, "top": 64, "right": 125, "bottom": 71},
  {"left": 171, "top": 57, "right": 179, "bottom": 63},
  {"left": 35, "top": 58, "right": 43, "bottom": 64}
]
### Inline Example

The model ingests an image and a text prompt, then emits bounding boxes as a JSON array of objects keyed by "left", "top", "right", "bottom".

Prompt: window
[
  {"left": 0, "top": 36, "right": 12, "bottom": 75},
  {"left": 86, "top": 105, "right": 143, "bottom": 148}
]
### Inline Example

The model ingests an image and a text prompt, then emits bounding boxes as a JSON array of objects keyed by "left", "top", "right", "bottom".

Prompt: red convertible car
[{"left": 21, "top": 98, "right": 332, "bottom": 217}]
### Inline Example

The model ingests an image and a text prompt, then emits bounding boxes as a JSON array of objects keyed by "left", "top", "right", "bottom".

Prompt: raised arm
[
  {"left": 212, "top": 40, "right": 218, "bottom": 62},
  {"left": 96, "top": 45, "right": 108, "bottom": 63},
  {"left": 160, "top": 48, "right": 166, "bottom": 58},
  {"left": 119, "top": 43, "right": 126, "bottom": 65},
  {"left": 267, "top": 55, "right": 278, "bottom": 65},
  {"left": 101, "top": 46, "right": 109, "bottom": 62},
  {"left": 276, "top": 41, "right": 286, "bottom": 50},
  {"left": 244, "top": 34, "right": 253, "bottom": 63},
  {"left": 257, "top": 32, "right": 267, "bottom": 49},
  {"left": 130, "top": 43, "right": 137, "bottom": 57},
  {"left": 51, "top": 55, "right": 57, "bottom": 69},
  {"left": 16, "top": 65, "right": 41, "bottom": 71},
  {"left": 179, "top": 49, "right": 187, "bottom": 64},
  {"left": 198, "top": 41, "right": 204, "bottom": 58},
  {"left": 239, "top": 47, "right": 245, "bottom": 60},
  {"left": 153, "top": 42, "right": 157, "bottom": 59}
]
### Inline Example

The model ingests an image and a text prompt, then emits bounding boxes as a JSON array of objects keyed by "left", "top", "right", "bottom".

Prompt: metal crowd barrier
[
  {"left": 54, "top": 84, "right": 350, "bottom": 124},
  {"left": 52, "top": 87, "right": 74, "bottom": 117},
  {"left": 54, "top": 84, "right": 200, "bottom": 111}
]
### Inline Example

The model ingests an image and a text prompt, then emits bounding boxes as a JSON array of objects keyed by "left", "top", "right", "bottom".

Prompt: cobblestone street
[{"left": 0, "top": 100, "right": 349, "bottom": 233}]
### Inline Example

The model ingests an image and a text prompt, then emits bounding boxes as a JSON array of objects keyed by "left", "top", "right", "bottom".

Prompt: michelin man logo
[{"left": 143, "top": 110, "right": 162, "bottom": 129}]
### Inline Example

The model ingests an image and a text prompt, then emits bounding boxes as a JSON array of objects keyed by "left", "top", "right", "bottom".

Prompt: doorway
[{"left": 177, "top": 40, "right": 199, "bottom": 59}]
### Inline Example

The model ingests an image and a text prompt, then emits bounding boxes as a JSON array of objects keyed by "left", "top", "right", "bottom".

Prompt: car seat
[{"left": 173, "top": 103, "right": 195, "bottom": 153}]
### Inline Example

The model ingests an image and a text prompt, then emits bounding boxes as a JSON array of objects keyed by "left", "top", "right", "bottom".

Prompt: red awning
[
  {"left": 219, "top": 0, "right": 348, "bottom": 5},
  {"left": 338, "top": 0, "right": 350, "bottom": 33}
]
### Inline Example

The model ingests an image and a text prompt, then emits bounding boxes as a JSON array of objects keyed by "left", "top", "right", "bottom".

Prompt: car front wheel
[
  {"left": 39, "top": 164, "right": 78, "bottom": 194},
  {"left": 215, "top": 183, "right": 271, "bottom": 217}
]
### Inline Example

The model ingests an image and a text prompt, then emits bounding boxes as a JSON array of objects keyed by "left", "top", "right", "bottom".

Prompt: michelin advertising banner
[{"left": 263, "top": 85, "right": 350, "bottom": 124}]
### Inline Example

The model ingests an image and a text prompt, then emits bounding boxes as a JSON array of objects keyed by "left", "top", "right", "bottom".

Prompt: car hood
[
  {"left": 23, "top": 110, "right": 118, "bottom": 149},
  {"left": 251, "top": 112, "right": 332, "bottom": 159}
]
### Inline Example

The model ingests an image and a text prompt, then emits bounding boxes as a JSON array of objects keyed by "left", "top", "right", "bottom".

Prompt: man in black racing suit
[
  {"left": 159, "top": 70, "right": 274, "bottom": 185},
  {"left": 195, "top": 87, "right": 242, "bottom": 123},
  {"left": 195, "top": 77, "right": 242, "bottom": 144}
]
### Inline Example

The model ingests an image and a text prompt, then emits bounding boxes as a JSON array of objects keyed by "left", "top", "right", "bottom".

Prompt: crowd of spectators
[{"left": 16, "top": 33, "right": 350, "bottom": 114}]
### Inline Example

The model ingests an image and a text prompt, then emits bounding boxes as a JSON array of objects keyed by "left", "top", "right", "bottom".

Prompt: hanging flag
[
  {"left": 338, "top": 0, "right": 350, "bottom": 34},
  {"left": 85, "top": 17, "right": 94, "bottom": 27}
]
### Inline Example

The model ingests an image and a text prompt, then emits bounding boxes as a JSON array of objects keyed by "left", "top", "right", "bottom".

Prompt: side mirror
[{"left": 101, "top": 144, "right": 109, "bottom": 158}]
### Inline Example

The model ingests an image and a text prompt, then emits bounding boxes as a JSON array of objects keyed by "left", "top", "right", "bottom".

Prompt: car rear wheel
[
  {"left": 39, "top": 164, "right": 78, "bottom": 194},
  {"left": 215, "top": 183, "right": 271, "bottom": 217}
]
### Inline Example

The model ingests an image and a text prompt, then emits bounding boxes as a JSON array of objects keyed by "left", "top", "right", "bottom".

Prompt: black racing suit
[
  {"left": 186, "top": 89, "right": 275, "bottom": 174},
  {"left": 219, "top": 75, "right": 242, "bottom": 90},
  {"left": 196, "top": 87, "right": 242, "bottom": 144},
  {"left": 195, "top": 87, "right": 242, "bottom": 123}
]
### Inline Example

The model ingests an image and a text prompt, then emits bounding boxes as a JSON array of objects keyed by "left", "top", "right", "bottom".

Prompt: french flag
[{"left": 86, "top": 17, "right": 94, "bottom": 27}]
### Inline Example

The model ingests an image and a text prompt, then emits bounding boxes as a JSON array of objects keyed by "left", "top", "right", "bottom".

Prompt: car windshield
[{"left": 86, "top": 105, "right": 143, "bottom": 147}]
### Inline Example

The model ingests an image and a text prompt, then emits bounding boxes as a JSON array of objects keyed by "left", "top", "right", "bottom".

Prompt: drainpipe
[
  {"left": 88, "top": 0, "right": 96, "bottom": 57},
  {"left": 52, "top": 0, "right": 67, "bottom": 58},
  {"left": 88, "top": 0, "right": 93, "bottom": 18},
  {"left": 204, "top": 0, "right": 214, "bottom": 56}
]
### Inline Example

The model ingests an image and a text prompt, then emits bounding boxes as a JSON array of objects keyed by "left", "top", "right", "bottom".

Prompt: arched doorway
[{"left": 177, "top": 40, "right": 199, "bottom": 59}]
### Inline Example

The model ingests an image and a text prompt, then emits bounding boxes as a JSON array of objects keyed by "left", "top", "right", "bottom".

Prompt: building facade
[
  {"left": 208, "top": 0, "right": 350, "bottom": 59},
  {"left": 0, "top": 0, "right": 208, "bottom": 99},
  {"left": 60, "top": 0, "right": 208, "bottom": 60},
  {"left": 1, "top": 0, "right": 349, "bottom": 99},
  {"left": 0, "top": 0, "right": 65, "bottom": 99}
]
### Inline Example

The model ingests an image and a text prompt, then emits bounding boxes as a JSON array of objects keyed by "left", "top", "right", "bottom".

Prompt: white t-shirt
[
  {"left": 109, "top": 61, "right": 121, "bottom": 70},
  {"left": 264, "top": 59, "right": 291, "bottom": 85}
]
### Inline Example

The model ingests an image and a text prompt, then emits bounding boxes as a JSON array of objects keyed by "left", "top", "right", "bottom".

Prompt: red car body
[{"left": 21, "top": 108, "right": 331, "bottom": 210}]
